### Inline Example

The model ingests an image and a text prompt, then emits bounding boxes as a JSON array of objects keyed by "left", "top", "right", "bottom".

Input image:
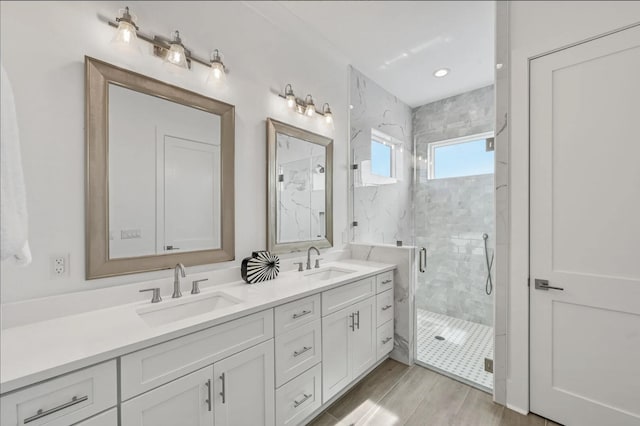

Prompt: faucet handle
[
  {"left": 191, "top": 279, "right": 208, "bottom": 294},
  {"left": 315, "top": 258, "right": 323, "bottom": 269},
  {"left": 140, "top": 288, "right": 162, "bottom": 303},
  {"left": 293, "top": 262, "right": 304, "bottom": 272}
]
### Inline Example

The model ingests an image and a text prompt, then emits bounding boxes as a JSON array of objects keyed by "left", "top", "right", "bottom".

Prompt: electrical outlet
[{"left": 51, "top": 254, "right": 69, "bottom": 278}]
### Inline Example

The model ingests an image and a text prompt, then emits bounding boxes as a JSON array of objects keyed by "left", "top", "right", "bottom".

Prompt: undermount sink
[
  {"left": 137, "top": 291, "right": 242, "bottom": 327},
  {"left": 304, "top": 266, "right": 356, "bottom": 281}
]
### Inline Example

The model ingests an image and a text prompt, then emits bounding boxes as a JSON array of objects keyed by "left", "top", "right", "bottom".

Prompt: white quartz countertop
[{"left": 0, "top": 260, "right": 394, "bottom": 394}]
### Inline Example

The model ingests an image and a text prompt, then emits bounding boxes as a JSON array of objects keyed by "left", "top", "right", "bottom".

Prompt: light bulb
[
  {"left": 111, "top": 8, "right": 141, "bottom": 55},
  {"left": 166, "top": 43, "right": 187, "bottom": 67},
  {"left": 305, "top": 95, "right": 315, "bottom": 117},
  {"left": 306, "top": 104, "right": 315, "bottom": 117},
  {"left": 286, "top": 94, "right": 296, "bottom": 109},
  {"left": 164, "top": 32, "right": 188, "bottom": 70},
  {"left": 208, "top": 62, "right": 226, "bottom": 85},
  {"left": 325, "top": 112, "right": 333, "bottom": 124},
  {"left": 208, "top": 50, "right": 226, "bottom": 85}
]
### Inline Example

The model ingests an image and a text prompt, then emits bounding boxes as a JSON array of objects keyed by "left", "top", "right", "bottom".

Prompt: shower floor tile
[{"left": 416, "top": 309, "right": 494, "bottom": 391}]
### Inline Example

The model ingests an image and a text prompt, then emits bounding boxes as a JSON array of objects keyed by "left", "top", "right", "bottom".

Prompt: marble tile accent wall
[
  {"left": 414, "top": 174, "right": 495, "bottom": 326},
  {"left": 413, "top": 85, "right": 495, "bottom": 327},
  {"left": 350, "top": 243, "right": 416, "bottom": 366},
  {"left": 349, "top": 67, "right": 413, "bottom": 245}
]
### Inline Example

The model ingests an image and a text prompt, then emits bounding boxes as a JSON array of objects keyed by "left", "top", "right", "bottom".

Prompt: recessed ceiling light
[{"left": 433, "top": 68, "right": 450, "bottom": 78}]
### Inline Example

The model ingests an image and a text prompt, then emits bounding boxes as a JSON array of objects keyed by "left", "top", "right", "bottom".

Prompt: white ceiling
[{"left": 278, "top": 1, "right": 495, "bottom": 107}]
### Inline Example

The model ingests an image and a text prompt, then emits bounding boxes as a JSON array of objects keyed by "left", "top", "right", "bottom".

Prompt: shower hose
[{"left": 482, "top": 233, "right": 494, "bottom": 295}]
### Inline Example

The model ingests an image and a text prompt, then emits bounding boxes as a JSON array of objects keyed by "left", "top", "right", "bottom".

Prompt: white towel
[{"left": 1, "top": 64, "right": 31, "bottom": 265}]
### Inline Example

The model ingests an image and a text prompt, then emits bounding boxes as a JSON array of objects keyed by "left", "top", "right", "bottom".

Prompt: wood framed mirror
[
  {"left": 85, "top": 57, "right": 235, "bottom": 279},
  {"left": 267, "top": 118, "right": 333, "bottom": 254}
]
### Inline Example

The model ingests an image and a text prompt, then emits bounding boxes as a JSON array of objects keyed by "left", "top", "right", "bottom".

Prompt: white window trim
[{"left": 427, "top": 131, "right": 495, "bottom": 180}]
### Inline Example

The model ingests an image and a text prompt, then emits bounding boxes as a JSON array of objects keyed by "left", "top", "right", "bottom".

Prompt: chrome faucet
[
  {"left": 306, "top": 246, "right": 320, "bottom": 270},
  {"left": 173, "top": 263, "right": 186, "bottom": 298}
]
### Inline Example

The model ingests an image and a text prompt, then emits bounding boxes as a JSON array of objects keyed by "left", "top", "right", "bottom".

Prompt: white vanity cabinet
[
  {"left": 321, "top": 272, "right": 394, "bottom": 405},
  {"left": 121, "top": 366, "right": 214, "bottom": 426},
  {"left": 121, "top": 310, "right": 275, "bottom": 426},
  {"left": 213, "top": 340, "right": 275, "bottom": 426},
  {"left": 0, "top": 360, "right": 117, "bottom": 426},
  {"left": 1, "top": 264, "right": 396, "bottom": 426},
  {"left": 321, "top": 297, "right": 376, "bottom": 403}
]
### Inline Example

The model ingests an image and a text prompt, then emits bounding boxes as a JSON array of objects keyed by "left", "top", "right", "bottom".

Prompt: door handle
[
  {"left": 349, "top": 313, "right": 355, "bottom": 331},
  {"left": 355, "top": 310, "right": 360, "bottom": 329},
  {"left": 419, "top": 248, "right": 427, "bottom": 273},
  {"left": 219, "top": 373, "right": 226, "bottom": 404},
  {"left": 534, "top": 279, "right": 564, "bottom": 291},
  {"left": 205, "top": 379, "right": 212, "bottom": 411}
]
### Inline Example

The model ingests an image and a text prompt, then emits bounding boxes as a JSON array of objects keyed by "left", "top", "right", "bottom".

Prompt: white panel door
[
  {"left": 157, "top": 134, "right": 221, "bottom": 253},
  {"left": 121, "top": 366, "right": 214, "bottom": 426},
  {"left": 530, "top": 25, "right": 640, "bottom": 426},
  {"left": 350, "top": 297, "right": 376, "bottom": 379},
  {"left": 213, "top": 340, "right": 275, "bottom": 426},
  {"left": 321, "top": 308, "right": 352, "bottom": 403}
]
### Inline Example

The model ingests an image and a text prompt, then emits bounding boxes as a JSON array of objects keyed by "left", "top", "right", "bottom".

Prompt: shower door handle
[{"left": 419, "top": 248, "right": 427, "bottom": 273}]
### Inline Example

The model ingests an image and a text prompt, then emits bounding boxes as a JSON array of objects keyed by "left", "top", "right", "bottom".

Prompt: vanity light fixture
[
  {"left": 284, "top": 84, "right": 296, "bottom": 109},
  {"left": 165, "top": 31, "right": 188, "bottom": 69},
  {"left": 208, "top": 49, "right": 227, "bottom": 84},
  {"left": 433, "top": 68, "right": 450, "bottom": 78},
  {"left": 322, "top": 103, "right": 333, "bottom": 124},
  {"left": 304, "top": 95, "right": 316, "bottom": 117},
  {"left": 107, "top": 7, "right": 229, "bottom": 79},
  {"left": 112, "top": 7, "right": 139, "bottom": 51},
  {"left": 278, "top": 84, "right": 332, "bottom": 125}
]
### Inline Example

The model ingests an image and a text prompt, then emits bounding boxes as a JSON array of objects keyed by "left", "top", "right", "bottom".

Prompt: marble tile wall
[
  {"left": 414, "top": 174, "right": 495, "bottom": 326},
  {"left": 413, "top": 85, "right": 495, "bottom": 327},
  {"left": 349, "top": 67, "right": 413, "bottom": 245},
  {"left": 350, "top": 243, "right": 416, "bottom": 366}
]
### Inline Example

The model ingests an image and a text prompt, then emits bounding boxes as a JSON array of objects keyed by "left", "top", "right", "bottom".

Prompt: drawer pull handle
[
  {"left": 293, "top": 393, "right": 312, "bottom": 408},
  {"left": 293, "top": 346, "right": 312, "bottom": 357},
  {"left": 382, "top": 337, "right": 393, "bottom": 344},
  {"left": 219, "top": 373, "right": 226, "bottom": 404},
  {"left": 382, "top": 279, "right": 392, "bottom": 284},
  {"left": 292, "top": 309, "right": 312, "bottom": 319},
  {"left": 381, "top": 304, "right": 393, "bottom": 311},
  {"left": 24, "top": 395, "right": 89, "bottom": 424},
  {"left": 205, "top": 379, "right": 212, "bottom": 411}
]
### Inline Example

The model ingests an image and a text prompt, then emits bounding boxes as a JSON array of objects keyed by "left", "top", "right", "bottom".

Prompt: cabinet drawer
[
  {"left": 0, "top": 361, "right": 116, "bottom": 426},
  {"left": 322, "top": 277, "right": 374, "bottom": 316},
  {"left": 121, "top": 309, "right": 273, "bottom": 400},
  {"left": 275, "top": 320, "right": 322, "bottom": 387},
  {"left": 376, "top": 271, "right": 394, "bottom": 293},
  {"left": 376, "top": 289, "right": 394, "bottom": 327},
  {"left": 75, "top": 408, "right": 117, "bottom": 426},
  {"left": 276, "top": 364, "right": 322, "bottom": 426},
  {"left": 274, "top": 294, "right": 320, "bottom": 335},
  {"left": 377, "top": 320, "right": 394, "bottom": 359}
]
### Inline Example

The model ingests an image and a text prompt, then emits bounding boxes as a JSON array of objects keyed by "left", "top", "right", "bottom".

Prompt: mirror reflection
[
  {"left": 108, "top": 84, "right": 221, "bottom": 259},
  {"left": 267, "top": 118, "right": 333, "bottom": 254},
  {"left": 276, "top": 133, "right": 326, "bottom": 243}
]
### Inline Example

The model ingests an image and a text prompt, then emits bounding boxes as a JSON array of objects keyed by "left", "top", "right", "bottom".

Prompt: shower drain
[{"left": 434, "top": 336, "right": 445, "bottom": 341}]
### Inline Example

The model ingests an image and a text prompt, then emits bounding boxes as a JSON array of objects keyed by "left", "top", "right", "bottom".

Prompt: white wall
[
  {"left": 0, "top": 1, "right": 350, "bottom": 302},
  {"left": 506, "top": 0, "right": 640, "bottom": 413}
]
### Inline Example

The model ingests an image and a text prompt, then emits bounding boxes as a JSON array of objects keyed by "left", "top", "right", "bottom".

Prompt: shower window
[
  {"left": 427, "top": 132, "right": 494, "bottom": 179},
  {"left": 360, "top": 129, "right": 403, "bottom": 186}
]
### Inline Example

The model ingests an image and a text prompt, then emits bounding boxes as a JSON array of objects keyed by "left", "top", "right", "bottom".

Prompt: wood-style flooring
[{"left": 308, "top": 359, "right": 561, "bottom": 426}]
